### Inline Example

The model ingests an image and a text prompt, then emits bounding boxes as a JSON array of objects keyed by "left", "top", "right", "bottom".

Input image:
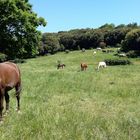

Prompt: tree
[
  {"left": 99, "top": 23, "right": 115, "bottom": 30},
  {"left": 122, "top": 29, "right": 140, "bottom": 52},
  {"left": 104, "top": 28, "right": 130, "bottom": 46},
  {"left": 41, "top": 33, "right": 60, "bottom": 54},
  {"left": 0, "top": 0, "right": 46, "bottom": 59}
]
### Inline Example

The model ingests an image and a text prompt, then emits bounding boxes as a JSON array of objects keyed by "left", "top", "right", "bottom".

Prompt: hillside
[{"left": 0, "top": 49, "right": 140, "bottom": 140}]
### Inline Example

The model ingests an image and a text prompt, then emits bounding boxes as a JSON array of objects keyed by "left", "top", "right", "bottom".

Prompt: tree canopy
[
  {"left": 0, "top": 0, "right": 46, "bottom": 59},
  {"left": 40, "top": 23, "right": 140, "bottom": 57},
  {"left": 122, "top": 29, "right": 140, "bottom": 52}
]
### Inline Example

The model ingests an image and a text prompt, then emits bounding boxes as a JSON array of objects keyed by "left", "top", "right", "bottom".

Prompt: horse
[
  {"left": 57, "top": 63, "right": 66, "bottom": 69},
  {"left": 97, "top": 61, "right": 107, "bottom": 70},
  {"left": 81, "top": 63, "right": 88, "bottom": 71},
  {"left": 0, "top": 62, "right": 21, "bottom": 122}
]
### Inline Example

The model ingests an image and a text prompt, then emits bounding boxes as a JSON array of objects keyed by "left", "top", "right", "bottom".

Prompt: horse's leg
[
  {"left": 5, "top": 91, "right": 10, "bottom": 113},
  {"left": 81, "top": 66, "right": 84, "bottom": 71},
  {"left": 15, "top": 83, "right": 21, "bottom": 112},
  {"left": 0, "top": 90, "right": 4, "bottom": 122},
  {"left": 98, "top": 65, "right": 99, "bottom": 70}
]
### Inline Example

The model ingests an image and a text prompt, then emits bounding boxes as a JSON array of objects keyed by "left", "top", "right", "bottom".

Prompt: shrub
[
  {"left": 65, "top": 49, "right": 70, "bottom": 53},
  {"left": 10, "top": 58, "right": 26, "bottom": 63},
  {"left": 77, "top": 45, "right": 81, "bottom": 50},
  {"left": 99, "top": 41, "right": 106, "bottom": 49},
  {"left": 122, "top": 29, "right": 140, "bottom": 52},
  {"left": 82, "top": 48, "right": 86, "bottom": 52},
  {"left": 115, "top": 43, "right": 122, "bottom": 48},
  {"left": 0, "top": 53, "right": 7, "bottom": 62},
  {"left": 104, "top": 59, "right": 131, "bottom": 65},
  {"left": 126, "top": 50, "right": 140, "bottom": 58}
]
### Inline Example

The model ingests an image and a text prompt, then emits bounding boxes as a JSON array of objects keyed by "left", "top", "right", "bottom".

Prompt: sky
[{"left": 29, "top": 0, "right": 140, "bottom": 33}]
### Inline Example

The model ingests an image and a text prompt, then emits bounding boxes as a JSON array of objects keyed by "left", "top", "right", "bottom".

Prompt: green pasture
[{"left": 0, "top": 49, "right": 140, "bottom": 140}]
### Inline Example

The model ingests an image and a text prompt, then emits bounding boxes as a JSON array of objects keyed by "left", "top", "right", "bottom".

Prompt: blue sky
[{"left": 29, "top": 0, "right": 140, "bottom": 33}]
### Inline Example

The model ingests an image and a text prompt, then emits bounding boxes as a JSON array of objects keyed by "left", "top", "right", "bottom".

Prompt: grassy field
[{"left": 0, "top": 49, "right": 140, "bottom": 140}]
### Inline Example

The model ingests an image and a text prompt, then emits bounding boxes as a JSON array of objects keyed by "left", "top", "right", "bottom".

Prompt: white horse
[
  {"left": 93, "top": 51, "right": 96, "bottom": 55},
  {"left": 97, "top": 61, "right": 107, "bottom": 70},
  {"left": 96, "top": 47, "right": 102, "bottom": 51}
]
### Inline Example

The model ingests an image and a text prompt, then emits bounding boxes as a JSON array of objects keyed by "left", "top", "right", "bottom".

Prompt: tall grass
[{"left": 0, "top": 50, "right": 140, "bottom": 140}]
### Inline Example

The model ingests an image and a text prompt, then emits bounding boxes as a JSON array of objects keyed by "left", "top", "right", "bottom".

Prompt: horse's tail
[{"left": 16, "top": 84, "right": 22, "bottom": 95}]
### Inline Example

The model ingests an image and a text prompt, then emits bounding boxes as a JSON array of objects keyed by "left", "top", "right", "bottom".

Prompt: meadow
[{"left": 0, "top": 49, "right": 140, "bottom": 140}]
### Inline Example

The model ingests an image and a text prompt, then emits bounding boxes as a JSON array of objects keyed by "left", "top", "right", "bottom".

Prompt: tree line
[
  {"left": 40, "top": 23, "right": 140, "bottom": 57},
  {"left": 0, "top": 0, "right": 140, "bottom": 61}
]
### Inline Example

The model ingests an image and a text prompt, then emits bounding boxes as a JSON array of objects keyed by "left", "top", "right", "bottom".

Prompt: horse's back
[
  {"left": 81, "top": 63, "right": 88, "bottom": 71},
  {"left": 0, "top": 62, "right": 21, "bottom": 88},
  {"left": 4, "top": 62, "right": 20, "bottom": 76},
  {"left": 81, "top": 63, "right": 87, "bottom": 67}
]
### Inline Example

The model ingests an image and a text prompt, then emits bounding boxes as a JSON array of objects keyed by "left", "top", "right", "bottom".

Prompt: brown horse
[
  {"left": 0, "top": 62, "right": 21, "bottom": 122},
  {"left": 81, "top": 63, "right": 88, "bottom": 71},
  {"left": 57, "top": 64, "right": 66, "bottom": 69}
]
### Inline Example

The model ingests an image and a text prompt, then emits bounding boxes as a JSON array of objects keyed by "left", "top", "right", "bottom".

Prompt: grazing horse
[
  {"left": 57, "top": 63, "right": 66, "bottom": 69},
  {"left": 97, "top": 61, "right": 107, "bottom": 70},
  {"left": 81, "top": 63, "right": 88, "bottom": 71},
  {"left": 0, "top": 62, "right": 21, "bottom": 122}
]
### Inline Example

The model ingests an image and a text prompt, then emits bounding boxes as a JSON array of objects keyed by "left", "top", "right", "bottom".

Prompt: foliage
[
  {"left": 99, "top": 23, "right": 115, "bottom": 29},
  {"left": 59, "top": 32, "right": 78, "bottom": 50},
  {"left": 40, "top": 33, "right": 60, "bottom": 55},
  {"left": 122, "top": 29, "right": 140, "bottom": 52},
  {"left": 104, "top": 28, "right": 130, "bottom": 46},
  {"left": 81, "top": 48, "right": 86, "bottom": 52},
  {"left": 0, "top": 53, "right": 7, "bottom": 62},
  {"left": 126, "top": 50, "right": 140, "bottom": 58},
  {"left": 99, "top": 41, "right": 106, "bottom": 49},
  {"left": 115, "top": 43, "right": 122, "bottom": 48},
  {"left": 0, "top": 0, "right": 46, "bottom": 59},
  {"left": 10, "top": 58, "right": 26, "bottom": 63},
  {"left": 105, "top": 59, "right": 131, "bottom": 65},
  {"left": 40, "top": 23, "right": 140, "bottom": 56},
  {"left": 65, "top": 49, "right": 70, "bottom": 53}
]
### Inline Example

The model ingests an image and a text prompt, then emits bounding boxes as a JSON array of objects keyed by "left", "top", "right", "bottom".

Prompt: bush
[
  {"left": 99, "top": 41, "right": 106, "bottom": 49},
  {"left": 65, "top": 49, "right": 70, "bottom": 53},
  {"left": 115, "top": 43, "right": 122, "bottom": 48},
  {"left": 10, "top": 58, "right": 26, "bottom": 63},
  {"left": 0, "top": 53, "right": 7, "bottom": 62},
  {"left": 77, "top": 45, "right": 81, "bottom": 50},
  {"left": 81, "top": 48, "right": 86, "bottom": 52},
  {"left": 122, "top": 29, "right": 140, "bottom": 52},
  {"left": 104, "top": 59, "right": 131, "bottom": 65},
  {"left": 126, "top": 50, "right": 140, "bottom": 58}
]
